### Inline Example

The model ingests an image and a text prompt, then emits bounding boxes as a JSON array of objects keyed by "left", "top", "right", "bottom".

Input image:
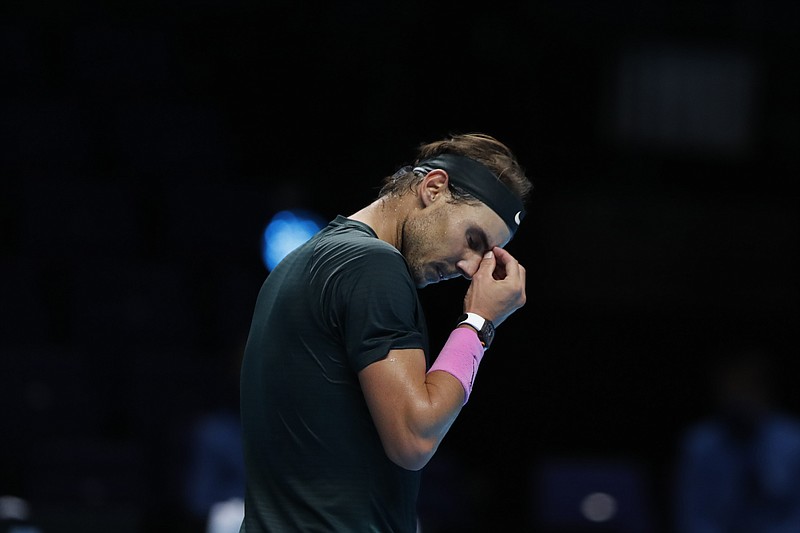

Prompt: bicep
[{"left": 359, "top": 348, "right": 428, "bottom": 450}]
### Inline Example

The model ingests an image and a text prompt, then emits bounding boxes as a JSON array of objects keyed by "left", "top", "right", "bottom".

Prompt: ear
[{"left": 417, "top": 169, "right": 450, "bottom": 207}]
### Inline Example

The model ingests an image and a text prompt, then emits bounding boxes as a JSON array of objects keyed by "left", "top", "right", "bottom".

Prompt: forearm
[
  {"left": 391, "top": 369, "right": 465, "bottom": 471},
  {"left": 419, "top": 364, "right": 470, "bottom": 434},
  {"left": 407, "top": 325, "right": 487, "bottom": 461},
  {"left": 361, "top": 326, "right": 487, "bottom": 471}
]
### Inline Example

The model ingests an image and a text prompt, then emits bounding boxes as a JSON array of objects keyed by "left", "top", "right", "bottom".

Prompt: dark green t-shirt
[{"left": 240, "top": 216, "right": 429, "bottom": 532}]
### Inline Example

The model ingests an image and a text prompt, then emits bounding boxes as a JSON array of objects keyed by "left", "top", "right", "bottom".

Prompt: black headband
[{"left": 413, "top": 154, "right": 526, "bottom": 236}]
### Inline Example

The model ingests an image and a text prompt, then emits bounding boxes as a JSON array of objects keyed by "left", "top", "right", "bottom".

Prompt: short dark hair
[{"left": 379, "top": 133, "right": 532, "bottom": 205}]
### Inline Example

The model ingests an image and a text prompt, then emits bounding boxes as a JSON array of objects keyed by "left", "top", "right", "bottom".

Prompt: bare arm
[
  {"left": 359, "top": 247, "right": 526, "bottom": 470},
  {"left": 359, "top": 347, "right": 464, "bottom": 471}
]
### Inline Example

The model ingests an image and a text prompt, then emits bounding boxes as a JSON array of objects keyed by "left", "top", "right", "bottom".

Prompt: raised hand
[{"left": 462, "top": 246, "right": 526, "bottom": 327}]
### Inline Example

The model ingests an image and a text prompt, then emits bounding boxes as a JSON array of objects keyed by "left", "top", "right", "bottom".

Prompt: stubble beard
[{"left": 399, "top": 216, "right": 431, "bottom": 288}]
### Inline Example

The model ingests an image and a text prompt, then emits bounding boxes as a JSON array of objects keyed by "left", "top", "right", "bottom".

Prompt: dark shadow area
[{"left": 2, "top": 1, "right": 798, "bottom": 531}]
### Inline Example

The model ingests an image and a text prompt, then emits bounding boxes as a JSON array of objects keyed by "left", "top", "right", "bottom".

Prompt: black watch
[{"left": 457, "top": 313, "right": 495, "bottom": 349}]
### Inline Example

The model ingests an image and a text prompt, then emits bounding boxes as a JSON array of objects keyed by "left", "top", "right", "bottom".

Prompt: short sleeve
[{"left": 336, "top": 248, "right": 425, "bottom": 372}]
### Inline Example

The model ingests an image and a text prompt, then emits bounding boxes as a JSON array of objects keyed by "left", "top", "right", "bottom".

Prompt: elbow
[{"left": 384, "top": 436, "right": 438, "bottom": 471}]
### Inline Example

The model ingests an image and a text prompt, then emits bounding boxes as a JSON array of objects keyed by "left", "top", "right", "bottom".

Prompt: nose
[{"left": 456, "top": 253, "right": 482, "bottom": 280}]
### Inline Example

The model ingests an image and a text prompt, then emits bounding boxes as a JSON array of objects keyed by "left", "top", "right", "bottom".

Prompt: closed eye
[{"left": 466, "top": 227, "right": 489, "bottom": 254}]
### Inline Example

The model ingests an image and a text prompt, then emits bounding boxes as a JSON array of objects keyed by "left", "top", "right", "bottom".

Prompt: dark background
[{"left": 2, "top": 1, "right": 799, "bottom": 532}]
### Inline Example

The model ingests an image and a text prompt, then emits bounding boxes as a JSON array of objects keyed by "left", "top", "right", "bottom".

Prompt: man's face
[{"left": 401, "top": 198, "right": 512, "bottom": 288}]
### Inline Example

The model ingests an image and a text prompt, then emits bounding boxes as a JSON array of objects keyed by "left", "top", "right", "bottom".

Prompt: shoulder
[{"left": 314, "top": 218, "right": 407, "bottom": 273}]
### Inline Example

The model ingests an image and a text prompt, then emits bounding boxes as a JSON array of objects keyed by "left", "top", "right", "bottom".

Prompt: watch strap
[{"left": 458, "top": 312, "right": 486, "bottom": 331}]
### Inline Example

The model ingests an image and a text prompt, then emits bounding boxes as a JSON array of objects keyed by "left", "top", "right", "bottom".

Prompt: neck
[{"left": 348, "top": 194, "right": 416, "bottom": 251}]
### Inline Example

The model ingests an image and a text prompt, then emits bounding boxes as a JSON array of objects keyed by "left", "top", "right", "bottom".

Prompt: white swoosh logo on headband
[{"left": 514, "top": 211, "right": 522, "bottom": 225}]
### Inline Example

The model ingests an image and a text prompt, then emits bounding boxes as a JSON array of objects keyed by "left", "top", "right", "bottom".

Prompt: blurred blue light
[{"left": 261, "top": 210, "right": 325, "bottom": 271}]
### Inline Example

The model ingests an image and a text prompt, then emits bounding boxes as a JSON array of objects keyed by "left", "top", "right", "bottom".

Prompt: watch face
[{"left": 483, "top": 322, "right": 495, "bottom": 347}]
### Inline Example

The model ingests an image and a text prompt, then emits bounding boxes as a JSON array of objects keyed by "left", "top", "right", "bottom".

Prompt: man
[{"left": 239, "top": 133, "right": 532, "bottom": 532}]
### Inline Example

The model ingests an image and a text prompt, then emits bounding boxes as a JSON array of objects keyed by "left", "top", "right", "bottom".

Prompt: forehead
[{"left": 452, "top": 201, "right": 512, "bottom": 248}]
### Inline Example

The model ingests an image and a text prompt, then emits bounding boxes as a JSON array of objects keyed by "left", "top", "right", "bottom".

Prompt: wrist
[
  {"left": 428, "top": 327, "right": 486, "bottom": 404},
  {"left": 456, "top": 312, "right": 495, "bottom": 350}
]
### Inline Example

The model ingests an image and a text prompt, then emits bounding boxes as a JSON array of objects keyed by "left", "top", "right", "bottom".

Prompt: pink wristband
[{"left": 428, "top": 327, "right": 486, "bottom": 404}]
